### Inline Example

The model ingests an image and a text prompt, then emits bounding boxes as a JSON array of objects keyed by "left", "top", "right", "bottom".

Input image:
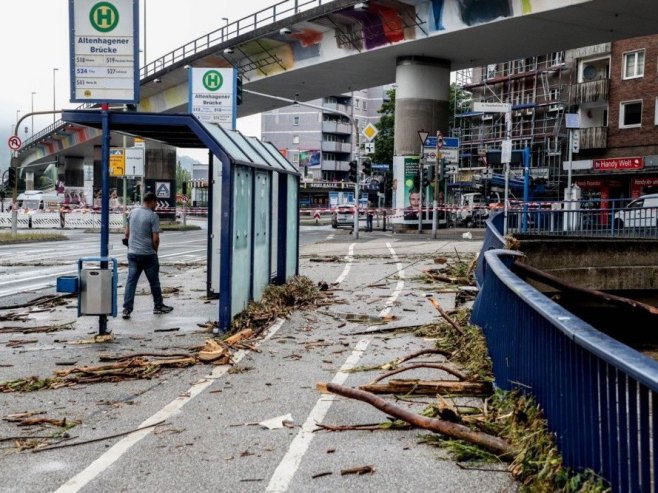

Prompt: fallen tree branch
[
  {"left": 358, "top": 379, "right": 493, "bottom": 397},
  {"left": 98, "top": 352, "right": 193, "bottom": 362},
  {"left": 397, "top": 348, "right": 452, "bottom": 365},
  {"left": 428, "top": 298, "right": 465, "bottom": 336},
  {"left": 320, "top": 382, "right": 514, "bottom": 458},
  {"left": 371, "top": 363, "right": 468, "bottom": 384},
  {"left": 347, "top": 324, "right": 428, "bottom": 336},
  {"left": 31, "top": 420, "right": 166, "bottom": 453}
]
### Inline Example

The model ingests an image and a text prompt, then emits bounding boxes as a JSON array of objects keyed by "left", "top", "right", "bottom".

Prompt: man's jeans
[{"left": 123, "top": 253, "right": 163, "bottom": 311}]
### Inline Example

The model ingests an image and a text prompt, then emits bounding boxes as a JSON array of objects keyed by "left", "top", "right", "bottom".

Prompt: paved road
[
  {"left": 0, "top": 228, "right": 208, "bottom": 304},
  {"left": 0, "top": 227, "right": 512, "bottom": 493}
]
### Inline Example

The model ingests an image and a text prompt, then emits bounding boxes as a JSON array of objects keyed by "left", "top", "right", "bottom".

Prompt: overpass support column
[{"left": 393, "top": 57, "right": 450, "bottom": 230}]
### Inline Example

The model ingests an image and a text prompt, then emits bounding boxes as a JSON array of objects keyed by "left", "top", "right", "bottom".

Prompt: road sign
[
  {"left": 440, "top": 148, "right": 459, "bottom": 164},
  {"left": 473, "top": 102, "right": 512, "bottom": 113},
  {"left": 565, "top": 113, "right": 580, "bottom": 129},
  {"left": 155, "top": 181, "right": 171, "bottom": 199},
  {"left": 423, "top": 147, "right": 438, "bottom": 164},
  {"left": 7, "top": 136, "right": 22, "bottom": 151},
  {"left": 109, "top": 148, "right": 125, "bottom": 176},
  {"left": 189, "top": 68, "right": 236, "bottom": 128},
  {"left": 445, "top": 164, "right": 458, "bottom": 174},
  {"left": 70, "top": 0, "right": 140, "bottom": 104},
  {"left": 501, "top": 139, "right": 513, "bottom": 164},
  {"left": 425, "top": 136, "right": 459, "bottom": 149},
  {"left": 362, "top": 123, "right": 378, "bottom": 142},
  {"left": 364, "top": 142, "right": 375, "bottom": 154},
  {"left": 124, "top": 147, "right": 144, "bottom": 176}
]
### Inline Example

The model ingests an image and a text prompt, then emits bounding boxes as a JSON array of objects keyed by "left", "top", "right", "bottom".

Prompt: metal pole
[
  {"left": 52, "top": 68, "right": 58, "bottom": 124},
  {"left": 432, "top": 135, "right": 440, "bottom": 239},
  {"left": 567, "top": 128, "right": 573, "bottom": 193},
  {"left": 99, "top": 105, "right": 111, "bottom": 335},
  {"left": 143, "top": 0, "right": 147, "bottom": 65},
  {"left": 31, "top": 92, "right": 36, "bottom": 138},
  {"left": 352, "top": 99, "right": 360, "bottom": 240},
  {"left": 123, "top": 136, "right": 128, "bottom": 227},
  {"left": 503, "top": 110, "right": 512, "bottom": 235},
  {"left": 522, "top": 147, "right": 530, "bottom": 233},
  {"left": 418, "top": 155, "right": 423, "bottom": 233}
]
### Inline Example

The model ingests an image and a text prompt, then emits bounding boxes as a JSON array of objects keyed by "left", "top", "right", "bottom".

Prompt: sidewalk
[{"left": 0, "top": 235, "right": 516, "bottom": 493}]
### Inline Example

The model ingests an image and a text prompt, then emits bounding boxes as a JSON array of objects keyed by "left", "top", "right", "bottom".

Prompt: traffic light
[
  {"left": 182, "top": 181, "right": 188, "bottom": 196},
  {"left": 6, "top": 168, "right": 16, "bottom": 190},
  {"left": 348, "top": 160, "right": 357, "bottom": 182},
  {"left": 236, "top": 76, "right": 243, "bottom": 106},
  {"left": 362, "top": 159, "right": 372, "bottom": 176}
]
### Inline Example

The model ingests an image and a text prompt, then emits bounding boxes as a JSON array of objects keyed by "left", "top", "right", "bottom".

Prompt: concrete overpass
[{"left": 17, "top": 0, "right": 658, "bottom": 172}]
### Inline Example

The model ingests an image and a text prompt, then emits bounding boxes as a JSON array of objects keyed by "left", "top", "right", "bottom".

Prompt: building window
[
  {"left": 654, "top": 98, "right": 658, "bottom": 125},
  {"left": 363, "top": 100, "right": 367, "bottom": 110},
  {"left": 292, "top": 135, "right": 300, "bottom": 144},
  {"left": 354, "top": 99, "right": 360, "bottom": 109},
  {"left": 292, "top": 116, "right": 300, "bottom": 126},
  {"left": 620, "top": 101, "right": 642, "bottom": 128},
  {"left": 623, "top": 50, "right": 645, "bottom": 79}
]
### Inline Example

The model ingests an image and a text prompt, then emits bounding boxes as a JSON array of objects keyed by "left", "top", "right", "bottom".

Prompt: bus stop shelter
[{"left": 61, "top": 110, "right": 300, "bottom": 332}]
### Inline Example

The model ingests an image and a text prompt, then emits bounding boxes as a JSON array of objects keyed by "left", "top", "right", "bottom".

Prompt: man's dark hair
[{"left": 143, "top": 192, "right": 157, "bottom": 203}]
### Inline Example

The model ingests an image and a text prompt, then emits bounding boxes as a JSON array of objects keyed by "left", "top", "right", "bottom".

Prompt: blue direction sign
[{"left": 425, "top": 136, "right": 459, "bottom": 148}]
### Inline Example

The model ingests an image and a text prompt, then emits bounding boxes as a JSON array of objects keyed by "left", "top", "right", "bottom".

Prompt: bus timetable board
[{"left": 69, "top": 0, "right": 140, "bottom": 103}]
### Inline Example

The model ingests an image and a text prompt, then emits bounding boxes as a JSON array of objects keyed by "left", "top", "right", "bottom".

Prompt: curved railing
[
  {"left": 474, "top": 211, "right": 505, "bottom": 287},
  {"left": 20, "top": 0, "right": 340, "bottom": 152},
  {"left": 472, "top": 246, "right": 658, "bottom": 492}
]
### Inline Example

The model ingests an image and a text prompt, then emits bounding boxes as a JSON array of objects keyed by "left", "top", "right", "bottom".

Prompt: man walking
[{"left": 122, "top": 192, "right": 173, "bottom": 319}]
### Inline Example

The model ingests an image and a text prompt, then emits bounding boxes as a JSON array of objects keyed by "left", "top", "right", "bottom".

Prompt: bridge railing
[
  {"left": 506, "top": 197, "right": 658, "bottom": 239},
  {"left": 141, "top": 0, "right": 338, "bottom": 78},
  {"left": 472, "top": 247, "right": 658, "bottom": 492}
]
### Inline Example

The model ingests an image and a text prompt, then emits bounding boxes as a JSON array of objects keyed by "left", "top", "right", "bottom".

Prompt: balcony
[
  {"left": 570, "top": 79, "right": 609, "bottom": 105},
  {"left": 323, "top": 102, "right": 349, "bottom": 114},
  {"left": 579, "top": 127, "right": 607, "bottom": 150},
  {"left": 321, "top": 160, "right": 350, "bottom": 172},
  {"left": 321, "top": 141, "right": 352, "bottom": 153},
  {"left": 322, "top": 122, "right": 352, "bottom": 135}
]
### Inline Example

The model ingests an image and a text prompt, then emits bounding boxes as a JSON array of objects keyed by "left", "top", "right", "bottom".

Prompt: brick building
[{"left": 571, "top": 36, "right": 658, "bottom": 201}]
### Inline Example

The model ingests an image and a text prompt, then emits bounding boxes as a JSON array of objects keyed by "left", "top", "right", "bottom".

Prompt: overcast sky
[{"left": 0, "top": 0, "right": 274, "bottom": 165}]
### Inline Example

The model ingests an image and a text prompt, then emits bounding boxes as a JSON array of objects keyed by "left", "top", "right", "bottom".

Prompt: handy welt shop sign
[
  {"left": 189, "top": 68, "right": 237, "bottom": 128},
  {"left": 69, "top": 0, "right": 139, "bottom": 103}
]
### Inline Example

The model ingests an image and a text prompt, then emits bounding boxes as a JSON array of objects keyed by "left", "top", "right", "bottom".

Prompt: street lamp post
[
  {"left": 52, "top": 68, "right": 59, "bottom": 124},
  {"left": 31, "top": 92, "right": 36, "bottom": 137},
  {"left": 222, "top": 17, "right": 229, "bottom": 41},
  {"left": 417, "top": 130, "right": 429, "bottom": 234}
]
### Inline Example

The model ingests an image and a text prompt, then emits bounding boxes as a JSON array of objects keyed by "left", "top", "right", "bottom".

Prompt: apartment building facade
[
  {"left": 262, "top": 87, "right": 387, "bottom": 183},
  {"left": 569, "top": 36, "right": 658, "bottom": 201}
]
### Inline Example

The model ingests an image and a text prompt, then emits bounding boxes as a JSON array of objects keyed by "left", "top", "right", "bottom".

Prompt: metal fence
[
  {"left": 472, "top": 247, "right": 658, "bottom": 492},
  {"left": 506, "top": 197, "right": 658, "bottom": 239}
]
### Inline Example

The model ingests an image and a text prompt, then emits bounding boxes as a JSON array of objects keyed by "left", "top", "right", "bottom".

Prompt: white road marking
[
  {"left": 266, "top": 338, "right": 370, "bottom": 492},
  {"left": 326, "top": 234, "right": 335, "bottom": 241},
  {"left": 54, "top": 318, "right": 288, "bottom": 493},
  {"left": 334, "top": 243, "right": 355, "bottom": 285},
  {"left": 380, "top": 242, "right": 405, "bottom": 317}
]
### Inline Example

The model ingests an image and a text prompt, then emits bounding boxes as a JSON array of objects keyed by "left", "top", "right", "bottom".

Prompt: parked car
[
  {"left": 613, "top": 194, "right": 658, "bottom": 229},
  {"left": 331, "top": 205, "right": 355, "bottom": 229}
]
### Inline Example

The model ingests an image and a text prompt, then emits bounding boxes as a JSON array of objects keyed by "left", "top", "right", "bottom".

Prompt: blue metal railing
[
  {"left": 505, "top": 197, "right": 658, "bottom": 239},
  {"left": 474, "top": 211, "right": 505, "bottom": 287},
  {"left": 472, "top": 246, "right": 658, "bottom": 492},
  {"left": 20, "top": 0, "right": 341, "bottom": 152}
]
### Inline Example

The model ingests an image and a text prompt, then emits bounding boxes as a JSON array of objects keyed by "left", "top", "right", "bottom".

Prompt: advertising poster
[{"left": 396, "top": 157, "right": 435, "bottom": 222}]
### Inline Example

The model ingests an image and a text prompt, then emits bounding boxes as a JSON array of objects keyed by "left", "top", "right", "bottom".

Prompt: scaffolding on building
[{"left": 453, "top": 52, "right": 571, "bottom": 195}]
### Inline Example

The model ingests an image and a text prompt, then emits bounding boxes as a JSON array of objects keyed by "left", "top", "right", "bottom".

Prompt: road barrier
[
  {"left": 0, "top": 212, "right": 125, "bottom": 230},
  {"left": 472, "top": 220, "right": 658, "bottom": 492}
]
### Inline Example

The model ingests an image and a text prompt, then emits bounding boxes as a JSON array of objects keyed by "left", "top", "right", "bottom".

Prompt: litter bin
[
  {"left": 76, "top": 257, "right": 118, "bottom": 318},
  {"left": 80, "top": 269, "right": 113, "bottom": 315}
]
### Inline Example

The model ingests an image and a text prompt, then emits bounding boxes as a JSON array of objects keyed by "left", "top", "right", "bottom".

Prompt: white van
[
  {"left": 613, "top": 194, "right": 658, "bottom": 229},
  {"left": 16, "top": 190, "right": 61, "bottom": 212}
]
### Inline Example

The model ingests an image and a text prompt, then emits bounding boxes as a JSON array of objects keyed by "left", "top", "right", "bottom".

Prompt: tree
[
  {"left": 176, "top": 161, "right": 191, "bottom": 195},
  {"left": 372, "top": 88, "right": 395, "bottom": 165}
]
